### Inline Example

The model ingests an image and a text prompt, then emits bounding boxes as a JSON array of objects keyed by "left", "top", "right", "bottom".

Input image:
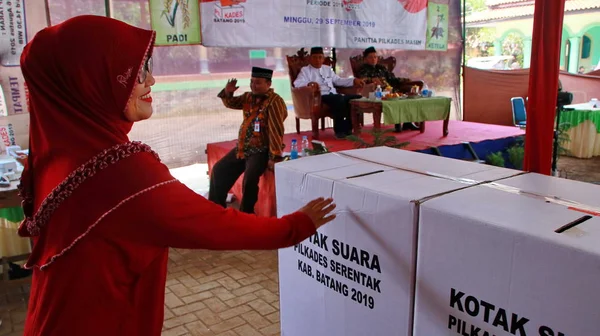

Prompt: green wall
[{"left": 583, "top": 26, "right": 600, "bottom": 67}]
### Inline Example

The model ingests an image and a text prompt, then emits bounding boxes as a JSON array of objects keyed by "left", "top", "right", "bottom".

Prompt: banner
[
  {"left": 425, "top": 2, "right": 448, "bottom": 51},
  {"left": 201, "top": 0, "right": 428, "bottom": 50},
  {"left": 0, "top": 0, "right": 30, "bottom": 118},
  {"left": 0, "top": 112, "right": 29, "bottom": 148},
  {"left": 0, "top": 0, "right": 27, "bottom": 67},
  {"left": 0, "top": 73, "right": 26, "bottom": 116},
  {"left": 150, "top": 0, "right": 201, "bottom": 46}
]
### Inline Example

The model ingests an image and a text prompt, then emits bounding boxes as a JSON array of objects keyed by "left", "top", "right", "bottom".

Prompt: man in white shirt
[{"left": 294, "top": 47, "right": 364, "bottom": 138}]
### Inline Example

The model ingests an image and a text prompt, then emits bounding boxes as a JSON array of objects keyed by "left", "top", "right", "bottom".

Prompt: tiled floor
[
  {"left": 161, "top": 249, "right": 282, "bottom": 336},
  {"left": 158, "top": 166, "right": 283, "bottom": 334},
  {"left": 0, "top": 281, "right": 29, "bottom": 336},
  {"left": 0, "top": 248, "right": 282, "bottom": 336},
  {"left": 169, "top": 163, "right": 210, "bottom": 196},
  {"left": 1, "top": 165, "right": 284, "bottom": 336}
]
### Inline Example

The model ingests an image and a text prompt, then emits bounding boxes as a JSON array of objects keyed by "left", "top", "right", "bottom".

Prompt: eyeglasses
[{"left": 137, "top": 55, "right": 153, "bottom": 84}]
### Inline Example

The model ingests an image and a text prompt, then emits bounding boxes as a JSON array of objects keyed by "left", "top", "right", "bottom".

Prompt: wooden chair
[
  {"left": 286, "top": 48, "right": 359, "bottom": 139},
  {"left": 349, "top": 54, "right": 425, "bottom": 93}
]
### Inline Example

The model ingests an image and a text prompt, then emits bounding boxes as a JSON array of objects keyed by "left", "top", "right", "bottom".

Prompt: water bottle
[
  {"left": 421, "top": 83, "right": 431, "bottom": 97},
  {"left": 375, "top": 85, "right": 382, "bottom": 100},
  {"left": 301, "top": 136, "right": 310, "bottom": 156},
  {"left": 290, "top": 139, "right": 298, "bottom": 160}
]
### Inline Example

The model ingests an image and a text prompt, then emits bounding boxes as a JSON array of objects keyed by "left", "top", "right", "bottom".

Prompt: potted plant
[{"left": 345, "top": 128, "right": 410, "bottom": 149}]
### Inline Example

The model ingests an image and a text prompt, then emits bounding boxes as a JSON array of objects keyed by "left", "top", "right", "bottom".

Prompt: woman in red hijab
[{"left": 18, "top": 15, "right": 336, "bottom": 335}]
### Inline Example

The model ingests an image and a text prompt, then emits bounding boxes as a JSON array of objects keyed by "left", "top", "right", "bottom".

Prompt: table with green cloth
[
  {"left": 560, "top": 105, "right": 600, "bottom": 158},
  {"left": 350, "top": 96, "right": 451, "bottom": 136},
  {"left": 0, "top": 207, "right": 30, "bottom": 259},
  {"left": 0, "top": 181, "right": 31, "bottom": 264}
]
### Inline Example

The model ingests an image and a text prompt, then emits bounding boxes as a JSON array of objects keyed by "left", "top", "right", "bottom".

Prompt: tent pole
[
  {"left": 461, "top": 0, "right": 467, "bottom": 120},
  {"left": 105, "top": 0, "right": 113, "bottom": 18}
]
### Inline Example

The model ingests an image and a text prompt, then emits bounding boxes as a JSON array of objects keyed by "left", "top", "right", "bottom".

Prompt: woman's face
[{"left": 124, "top": 56, "right": 155, "bottom": 122}]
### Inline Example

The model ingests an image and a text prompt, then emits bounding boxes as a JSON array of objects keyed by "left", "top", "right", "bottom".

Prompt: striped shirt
[{"left": 218, "top": 88, "right": 287, "bottom": 160}]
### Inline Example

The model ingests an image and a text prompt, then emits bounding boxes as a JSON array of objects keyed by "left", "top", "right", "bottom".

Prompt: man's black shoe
[{"left": 403, "top": 122, "right": 420, "bottom": 131}]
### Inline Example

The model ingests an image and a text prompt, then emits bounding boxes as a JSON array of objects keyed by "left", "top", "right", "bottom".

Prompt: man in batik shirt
[
  {"left": 358, "top": 47, "right": 419, "bottom": 131},
  {"left": 208, "top": 67, "right": 287, "bottom": 214}
]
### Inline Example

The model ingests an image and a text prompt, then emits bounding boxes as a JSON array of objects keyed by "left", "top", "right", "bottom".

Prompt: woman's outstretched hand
[
  {"left": 299, "top": 197, "right": 337, "bottom": 229},
  {"left": 16, "top": 154, "right": 28, "bottom": 167}
]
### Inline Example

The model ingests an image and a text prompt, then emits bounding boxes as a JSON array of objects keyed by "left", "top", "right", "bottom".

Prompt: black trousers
[
  {"left": 208, "top": 148, "right": 269, "bottom": 214},
  {"left": 321, "top": 93, "right": 362, "bottom": 133}
]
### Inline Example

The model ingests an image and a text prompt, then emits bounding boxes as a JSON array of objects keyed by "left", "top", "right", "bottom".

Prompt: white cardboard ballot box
[
  {"left": 414, "top": 182, "right": 600, "bottom": 336},
  {"left": 276, "top": 147, "right": 522, "bottom": 336},
  {"left": 498, "top": 172, "right": 600, "bottom": 208}
]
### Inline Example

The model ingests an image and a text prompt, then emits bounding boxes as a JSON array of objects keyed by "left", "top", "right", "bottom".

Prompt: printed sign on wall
[
  {"left": 0, "top": 73, "right": 27, "bottom": 116},
  {"left": 0, "top": 0, "right": 27, "bottom": 66},
  {"left": 201, "top": 0, "right": 428, "bottom": 50},
  {"left": 149, "top": 0, "right": 201, "bottom": 46},
  {"left": 426, "top": 2, "right": 449, "bottom": 51}
]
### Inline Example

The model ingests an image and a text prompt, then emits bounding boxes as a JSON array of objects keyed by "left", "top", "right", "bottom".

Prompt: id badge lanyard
[
  {"left": 252, "top": 103, "right": 263, "bottom": 134},
  {"left": 251, "top": 96, "right": 265, "bottom": 134},
  {"left": 254, "top": 116, "right": 260, "bottom": 132}
]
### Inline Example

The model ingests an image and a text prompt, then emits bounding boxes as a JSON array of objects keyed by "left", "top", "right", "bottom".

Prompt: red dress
[
  {"left": 17, "top": 16, "right": 317, "bottom": 335},
  {"left": 21, "top": 150, "right": 315, "bottom": 335}
]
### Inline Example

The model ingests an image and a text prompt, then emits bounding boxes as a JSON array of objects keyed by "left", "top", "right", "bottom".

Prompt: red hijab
[{"left": 18, "top": 16, "right": 160, "bottom": 257}]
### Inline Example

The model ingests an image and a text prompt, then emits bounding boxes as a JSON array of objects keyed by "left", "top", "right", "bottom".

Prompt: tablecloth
[
  {"left": 560, "top": 108, "right": 600, "bottom": 158},
  {"left": 375, "top": 96, "right": 452, "bottom": 125},
  {"left": 0, "top": 207, "right": 30, "bottom": 258}
]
